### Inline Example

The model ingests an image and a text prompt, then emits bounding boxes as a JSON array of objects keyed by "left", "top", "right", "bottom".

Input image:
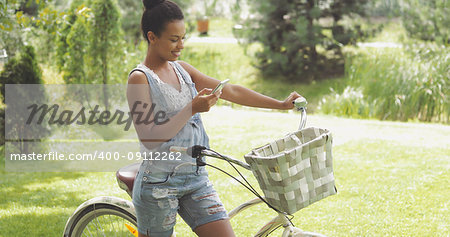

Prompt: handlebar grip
[
  {"left": 169, "top": 145, "right": 207, "bottom": 158},
  {"left": 169, "top": 146, "right": 187, "bottom": 153},
  {"left": 293, "top": 97, "right": 307, "bottom": 108}
]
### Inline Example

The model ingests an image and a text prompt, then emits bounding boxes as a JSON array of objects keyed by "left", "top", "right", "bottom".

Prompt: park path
[
  {"left": 203, "top": 106, "right": 450, "bottom": 149},
  {"left": 187, "top": 35, "right": 402, "bottom": 48},
  {"left": 186, "top": 36, "right": 238, "bottom": 44}
]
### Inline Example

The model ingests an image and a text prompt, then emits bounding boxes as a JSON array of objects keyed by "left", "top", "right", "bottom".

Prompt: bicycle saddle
[{"left": 116, "top": 162, "right": 140, "bottom": 197}]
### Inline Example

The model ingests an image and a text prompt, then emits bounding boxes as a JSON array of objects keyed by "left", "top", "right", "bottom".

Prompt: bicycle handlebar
[
  {"left": 294, "top": 97, "right": 307, "bottom": 130},
  {"left": 170, "top": 97, "right": 308, "bottom": 169},
  {"left": 170, "top": 145, "right": 252, "bottom": 170},
  {"left": 293, "top": 97, "right": 307, "bottom": 110}
]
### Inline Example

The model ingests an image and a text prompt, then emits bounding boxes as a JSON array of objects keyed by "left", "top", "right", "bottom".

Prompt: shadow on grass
[
  {"left": 0, "top": 212, "right": 73, "bottom": 236},
  {"left": 0, "top": 145, "right": 98, "bottom": 235},
  {"left": 0, "top": 167, "right": 95, "bottom": 235},
  {"left": 0, "top": 171, "right": 88, "bottom": 208}
]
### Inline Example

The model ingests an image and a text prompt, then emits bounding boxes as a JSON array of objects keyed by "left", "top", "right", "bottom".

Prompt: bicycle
[{"left": 63, "top": 98, "right": 333, "bottom": 237}]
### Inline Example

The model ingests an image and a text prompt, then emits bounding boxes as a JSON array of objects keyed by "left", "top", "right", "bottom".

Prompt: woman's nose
[{"left": 177, "top": 39, "right": 184, "bottom": 49}]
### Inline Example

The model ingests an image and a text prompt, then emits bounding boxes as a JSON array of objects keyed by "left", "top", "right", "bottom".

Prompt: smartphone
[{"left": 211, "top": 79, "right": 230, "bottom": 94}]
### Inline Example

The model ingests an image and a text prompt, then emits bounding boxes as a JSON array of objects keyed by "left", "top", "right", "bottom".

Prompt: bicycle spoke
[
  {"left": 107, "top": 214, "right": 118, "bottom": 237},
  {"left": 84, "top": 221, "right": 94, "bottom": 237},
  {"left": 68, "top": 205, "right": 137, "bottom": 237},
  {"left": 90, "top": 215, "right": 102, "bottom": 237}
]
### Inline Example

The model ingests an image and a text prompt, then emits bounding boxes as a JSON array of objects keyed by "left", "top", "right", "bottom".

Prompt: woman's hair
[{"left": 141, "top": 0, "right": 184, "bottom": 42}]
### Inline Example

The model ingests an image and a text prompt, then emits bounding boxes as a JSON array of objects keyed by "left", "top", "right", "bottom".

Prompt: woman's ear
[{"left": 147, "top": 31, "right": 158, "bottom": 44}]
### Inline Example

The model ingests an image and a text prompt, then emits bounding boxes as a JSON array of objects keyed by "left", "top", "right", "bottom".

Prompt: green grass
[
  {"left": 207, "top": 17, "right": 235, "bottom": 38},
  {"left": 1, "top": 107, "right": 449, "bottom": 236},
  {"left": 367, "top": 19, "right": 408, "bottom": 43}
]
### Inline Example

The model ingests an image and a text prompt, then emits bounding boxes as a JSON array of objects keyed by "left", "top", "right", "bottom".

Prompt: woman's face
[{"left": 149, "top": 20, "right": 186, "bottom": 61}]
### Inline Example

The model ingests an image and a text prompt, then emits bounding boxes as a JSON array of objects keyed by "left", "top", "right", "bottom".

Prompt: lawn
[{"left": 1, "top": 106, "right": 449, "bottom": 236}]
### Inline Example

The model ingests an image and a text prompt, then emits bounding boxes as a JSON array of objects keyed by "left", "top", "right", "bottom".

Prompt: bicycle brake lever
[
  {"left": 187, "top": 145, "right": 207, "bottom": 174},
  {"left": 187, "top": 145, "right": 207, "bottom": 159}
]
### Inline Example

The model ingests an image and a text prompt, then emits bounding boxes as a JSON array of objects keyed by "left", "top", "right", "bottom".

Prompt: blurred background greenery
[{"left": 1, "top": 0, "right": 448, "bottom": 123}]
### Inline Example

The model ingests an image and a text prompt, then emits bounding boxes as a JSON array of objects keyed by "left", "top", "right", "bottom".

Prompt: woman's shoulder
[{"left": 128, "top": 69, "right": 148, "bottom": 85}]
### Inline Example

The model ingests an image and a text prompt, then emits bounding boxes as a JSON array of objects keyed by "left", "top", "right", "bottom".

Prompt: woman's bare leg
[
  {"left": 138, "top": 232, "right": 150, "bottom": 237},
  {"left": 194, "top": 219, "right": 235, "bottom": 237}
]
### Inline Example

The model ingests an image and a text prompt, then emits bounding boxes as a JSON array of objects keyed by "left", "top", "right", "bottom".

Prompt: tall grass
[{"left": 320, "top": 43, "right": 449, "bottom": 123}]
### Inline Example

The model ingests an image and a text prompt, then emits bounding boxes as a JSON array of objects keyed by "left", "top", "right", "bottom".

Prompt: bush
[
  {"left": 0, "top": 46, "right": 51, "bottom": 151},
  {"left": 401, "top": 0, "right": 449, "bottom": 44},
  {"left": 319, "top": 86, "right": 374, "bottom": 119},
  {"left": 238, "top": 0, "right": 368, "bottom": 82},
  {"left": 319, "top": 44, "right": 449, "bottom": 123},
  {"left": 0, "top": 46, "right": 43, "bottom": 92}
]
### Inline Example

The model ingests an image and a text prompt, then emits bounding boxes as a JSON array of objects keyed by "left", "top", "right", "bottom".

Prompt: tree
[
  {"left": 90, "top": 0, "right": 123, "bottom": 109},
  {"left": 240, "top": 0, "right": 368, "bottom": 82},
  {"left": 0, "top": 46, "right": 43, "bottom": 88},
  {"left": 401, "top": 0, "right": 449, "bottom": 44},
  {"left": 117, "top": 0, "right": 143, "bottom": 47},
  {"left": 0, "top": 45, "right": 51, "bottom": 151},
  {"left": 1, "top": 0, "right": 68, "bottom": 65},
  {"left": 63, "top": 15, "right": 89, "bottom": 84},
  {"left": 55, "top": 0, "right": 87, "bottom": 71}
]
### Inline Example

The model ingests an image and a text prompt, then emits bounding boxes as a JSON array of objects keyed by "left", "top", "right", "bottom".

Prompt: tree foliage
[
  {"left": 0, "top": 46, "right": 43, "bottom": 92},
  {"left": 55, "top": 0, "right": 125, "bottom": 87},
  {"left": 90, "top": 0, "right": 122, "bottom": 84},
  {"left": 0, "top": 46, "right": 51, "bottom": 149},
  {"left": 117, "top": 0, "right": 142, "bottom": 46},
  {"left": 63, "top": 15, "right": 89, "bottom": 84},
  {"left": 1, "top": 0, "right": 69, "bottom": 65},
  {"left": 55, "top": 0, "right": 87, "bottom": 71},
  {"left": 239, "top": 0, "right": 368, "bottom": 81},
  {"left": 401, "top": 0, "right": 449, "bottom": 44}
]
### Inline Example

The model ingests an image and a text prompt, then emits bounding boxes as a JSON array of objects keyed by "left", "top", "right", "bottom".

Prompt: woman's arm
[
  {"left": 178, "top": 61, "right": 302, "bottom": 110},
  {"left": 127, "top": 71, "right": 219, "bottom": 150}
]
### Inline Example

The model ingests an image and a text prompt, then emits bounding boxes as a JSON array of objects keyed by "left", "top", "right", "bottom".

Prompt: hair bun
[{"left": 143, "top": 0, "right": 165, "bottom": 10}]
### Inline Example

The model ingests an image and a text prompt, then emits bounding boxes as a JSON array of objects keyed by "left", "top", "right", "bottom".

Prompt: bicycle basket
[{"left": 244, "top": 127, "right": 336, "bottom": 215}]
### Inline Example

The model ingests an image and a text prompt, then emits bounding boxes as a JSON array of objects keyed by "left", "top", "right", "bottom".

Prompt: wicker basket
[{"left": 244, "top": 127, "right": 336, "bottom": 214}]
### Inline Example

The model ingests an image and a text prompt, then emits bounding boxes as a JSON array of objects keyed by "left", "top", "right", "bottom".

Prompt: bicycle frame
[
  {"left": 173, "top": 148, "right": 311, "bottom": 237},
  {"left": 63, "top": 97, "right": 322, "bottom": 237},
  {"left": 228, "top": 198, "right": 293, "bottom": 237},
  {"left": 62, "top": 196, "right": 136, "bottom": 237},
  {"left": 166, "top": 98, "right": 325, "bottom": 237}
]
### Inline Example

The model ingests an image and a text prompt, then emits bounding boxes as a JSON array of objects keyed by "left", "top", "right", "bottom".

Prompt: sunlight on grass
[
  {"left": 368, "top": 20, "right": 408, "bottom": 43},
  {"left": 1, "top": 107, "right": 449, "bottom": 236},
  {"left": 42, "top": 66, "right": 65, "bottom": 84},
  {"left": 208, "top": 17, "right": 235, "bottom": 38}
]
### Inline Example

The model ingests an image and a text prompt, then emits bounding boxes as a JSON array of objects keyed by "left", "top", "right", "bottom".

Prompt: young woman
[{"left": 127, "top": 0, "right": 302, "bottom": 236}]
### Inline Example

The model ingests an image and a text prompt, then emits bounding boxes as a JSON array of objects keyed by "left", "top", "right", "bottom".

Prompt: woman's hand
[
  {"left": 280, "top": 92, "right": 303, "bottom": 110},
  {"left": 191, "top": 88, "right": 222, "bottom": 114}
]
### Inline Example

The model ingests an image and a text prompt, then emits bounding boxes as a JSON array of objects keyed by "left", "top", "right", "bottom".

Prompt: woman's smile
[{"left": 172, "top": 51, "right": 181, "bottom": 57}]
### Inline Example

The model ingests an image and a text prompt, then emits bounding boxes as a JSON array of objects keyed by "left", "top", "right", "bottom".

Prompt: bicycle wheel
[{"left": 68, "top": 203, "right": 137, "bottom": 237}]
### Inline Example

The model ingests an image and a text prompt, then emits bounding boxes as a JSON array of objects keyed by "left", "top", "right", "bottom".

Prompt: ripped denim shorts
[{"left": 132, "top": 170, "right": 228, "bottom": 237}]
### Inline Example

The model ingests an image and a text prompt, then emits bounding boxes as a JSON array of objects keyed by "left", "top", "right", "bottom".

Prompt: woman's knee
[{"left": 194, "top": 219, "right": 235, "bottom": 237}]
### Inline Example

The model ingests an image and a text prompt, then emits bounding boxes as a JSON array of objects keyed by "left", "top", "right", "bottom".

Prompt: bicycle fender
[{"left": 62, "top": 196, "right": 135, "bottom": 237}]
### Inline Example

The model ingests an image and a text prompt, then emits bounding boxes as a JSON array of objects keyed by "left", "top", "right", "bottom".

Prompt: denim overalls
[{"left": 129, "top": 62, "right": 228, "bottom": 237}]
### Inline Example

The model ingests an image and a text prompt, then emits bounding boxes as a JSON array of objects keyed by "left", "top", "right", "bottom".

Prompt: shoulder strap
[
  {"left": 172, "top": 61, "right": 193, "bottom": 84},
  {"left": 128, "top": 66, "right": 168, "bottom": 109}
]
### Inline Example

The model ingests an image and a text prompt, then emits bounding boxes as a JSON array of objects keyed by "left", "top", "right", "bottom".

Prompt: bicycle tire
[{"left": 68, "top": 203, "right": 137, "bottom": 237}]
